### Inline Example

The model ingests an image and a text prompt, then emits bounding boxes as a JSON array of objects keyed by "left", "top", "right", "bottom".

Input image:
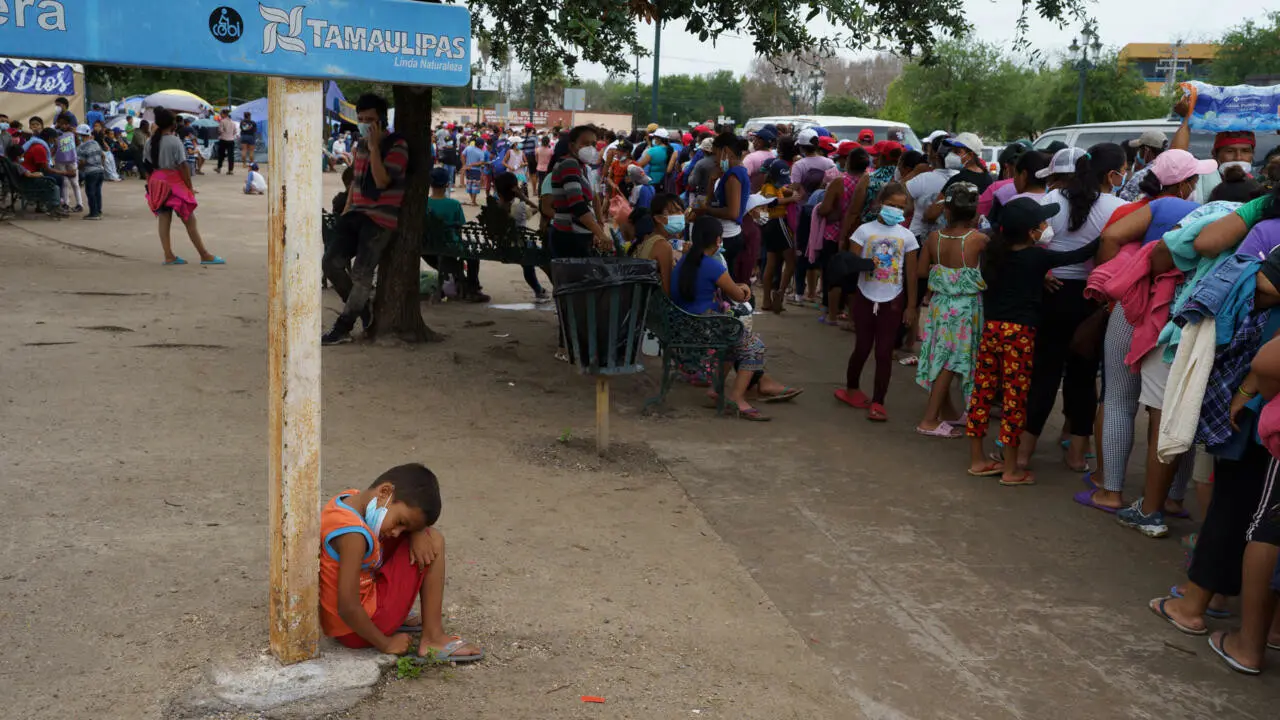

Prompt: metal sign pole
[{"left": 266, "top": 76, "right": 324, "bottom": 664}]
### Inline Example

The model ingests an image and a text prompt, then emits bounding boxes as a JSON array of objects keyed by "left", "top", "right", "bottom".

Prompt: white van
[
  {"left": 742, "top": 114, "right": 922, "bottom": 150},
  {"left": 1033, "top": 119, "right": 1280, "bottom": 169}
]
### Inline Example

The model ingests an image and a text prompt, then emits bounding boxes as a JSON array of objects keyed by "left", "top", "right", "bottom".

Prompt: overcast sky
[{"left": 563, "top": 0, "right": 1264, "bottom": 81}]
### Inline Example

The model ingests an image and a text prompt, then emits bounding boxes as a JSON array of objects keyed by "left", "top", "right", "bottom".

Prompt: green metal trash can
[{"left": 551, "top": 257, "right": 661, "bottom": 376}]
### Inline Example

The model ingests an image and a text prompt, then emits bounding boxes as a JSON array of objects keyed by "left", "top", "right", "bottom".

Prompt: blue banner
[
  {"left": 0, "top": 0, "right": 471, "bottom": 87},
  {"left": 0, "top": 60, "right": 76, "bottom": 95}
]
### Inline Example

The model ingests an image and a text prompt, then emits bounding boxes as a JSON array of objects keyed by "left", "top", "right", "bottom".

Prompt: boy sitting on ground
[{"left": 319, "top": 463, "right": 483, "bottom": 663}]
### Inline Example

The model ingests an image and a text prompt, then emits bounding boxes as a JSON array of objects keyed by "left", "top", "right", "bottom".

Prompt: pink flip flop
[{"left": 915, "top": 422, "right": 962, "bottom": 438}]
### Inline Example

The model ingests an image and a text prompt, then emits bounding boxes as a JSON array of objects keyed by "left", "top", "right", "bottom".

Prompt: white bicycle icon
[{"left": 212, "top": 9, "right": 240, "bottom": 39}]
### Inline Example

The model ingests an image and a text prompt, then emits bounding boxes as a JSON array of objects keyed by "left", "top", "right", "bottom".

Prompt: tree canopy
[
  {"left": 878, "top": 39, "right": 1166, "bottom": 141},
  {"left": 1209, "top": 11, "right": 1280, "bottom": 85}
]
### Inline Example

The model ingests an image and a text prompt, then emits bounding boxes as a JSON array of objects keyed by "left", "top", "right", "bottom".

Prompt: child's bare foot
[{"left": 418, "top": 634, "right": 483, "bottom": 662}]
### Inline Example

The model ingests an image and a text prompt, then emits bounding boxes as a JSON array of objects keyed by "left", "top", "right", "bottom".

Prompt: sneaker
[
  {"left": 86, "top": 214, "right": 102, "bottom": 220},
  {"left": 534, "top": 289, "right": 551, "bottom": 303},
  {"left": 321, "top": 326, "right": 353, "bottom": 346},
  {"left": 1117, "top": 500, "right": 1168, "bottom": 538},
  {"left": 73, "top": 204, "right": 83, "bottom": 213}
]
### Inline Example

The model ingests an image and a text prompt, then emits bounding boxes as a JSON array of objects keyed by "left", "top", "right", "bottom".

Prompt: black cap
[
  {"left": 999, "top": 198, "right": 1060, "bottom": 235},
  {"left": 1044, "top": 140, "right": 1068, "bottom": 155},
  {"left": 429, "top": 166, "right": 450, "bottom": 187},
  {"left": 998, "top": 142, "right": 1027, "bottom": 166}
]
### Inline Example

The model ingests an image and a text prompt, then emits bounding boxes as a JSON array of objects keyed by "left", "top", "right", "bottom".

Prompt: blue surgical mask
[
  {"left": 720, "top": 159, "right": 729, "bottom": 172},
  {"left": 879, "top": 206, "right": 905, "bottom": 226},
  {"left": 364, "top": 495, "right": 390, "bottom": 536},
  {"left": 357, "top": 122, "right": 372, "bottom": 139},
  {"left": 664, "top": 214, "right": 686, "bottom": 235}
]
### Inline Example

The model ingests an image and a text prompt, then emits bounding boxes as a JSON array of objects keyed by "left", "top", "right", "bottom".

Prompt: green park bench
[
  {"left": 0, "top": 158, "right": 63, "bottom": 219},
  {"left": 643, "top": 292, "right": 745, "bottom": 415}
]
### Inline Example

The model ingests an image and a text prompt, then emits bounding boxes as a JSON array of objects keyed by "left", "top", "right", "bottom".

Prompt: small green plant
[
  {"left": 558, "top": 427, "right": 573, "bottom": 443},
  {"left": 395, "top": 646, "right": 453, "bottom": 680}
]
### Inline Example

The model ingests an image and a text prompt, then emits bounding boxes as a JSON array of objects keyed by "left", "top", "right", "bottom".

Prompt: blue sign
[
  {"left": 0, "top": 60, "right": 75, "bottom": 95},
  {"left": 0, "top": 0, "right": 472, "bottom": 87}
]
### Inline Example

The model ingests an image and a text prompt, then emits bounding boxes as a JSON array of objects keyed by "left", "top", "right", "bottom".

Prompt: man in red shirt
[{"left": 322, "top": 93, "right": 409, "bottom": 345}]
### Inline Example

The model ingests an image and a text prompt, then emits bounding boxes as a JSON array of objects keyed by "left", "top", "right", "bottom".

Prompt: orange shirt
[{"left": 318, "top": 490, "right": 383, "bottom": 637}]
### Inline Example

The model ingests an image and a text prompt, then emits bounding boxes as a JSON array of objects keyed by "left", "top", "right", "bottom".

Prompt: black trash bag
[{"left": 551, "top": 257, "right": 661, "bottom": 374}]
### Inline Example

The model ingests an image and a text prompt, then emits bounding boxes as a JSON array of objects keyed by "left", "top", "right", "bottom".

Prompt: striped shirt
[
  {"left": 551, "top": 157, "right": 595, "bottom": 234},
  {"left": 348, "top": 136, "right": 409, "bottom": 230},
  {"left": 521, "top": 135, "right": 537, "bottom": 154}
]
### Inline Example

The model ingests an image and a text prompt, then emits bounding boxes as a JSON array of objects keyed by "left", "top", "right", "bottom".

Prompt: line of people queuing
[{"left": 539, "top": 105, "right": 1280, "bottom": 676}]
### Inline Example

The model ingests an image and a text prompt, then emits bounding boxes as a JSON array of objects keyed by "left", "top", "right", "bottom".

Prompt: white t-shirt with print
[{"left": 851, "top": 221, "right": 919, "bottom": 303}]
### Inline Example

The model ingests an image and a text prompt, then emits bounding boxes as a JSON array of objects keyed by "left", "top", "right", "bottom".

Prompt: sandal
[
  {"left": 897, "top": 355, "right": 919, "bottom": 366},
  {"left": 999, "top": 472, "right": 1036, "bottom": 487},
  {"left": 867, "top": 403, "right": 888, "bottom": 422},
  {"left": 1168, "top": 585, "right": 1231, "bottom": 619},
  {"left": 967, "top": 461, "right": 1004, "bottom": 477},
  {"left": 1072, "top": 489, "right": 1121, "bottom": 515},
  {"left": 761, "top": 387, "right": 803, "bottom": 403},
  {"left": 1148, "top": 597, "right": 1207, "bottom": 636},
  {"left": 412, "top": 636, "right": 485, "bottom": 664},
  {"left": 1208, "top": 631, "right": 1260, "bottom": 675},
  {"left": 834, "top": 388, "right": 870, "bottom": 409},
  {"left": 163, "top": 256, "right": 188, "bottom": 266},
  {"left": 554, "top": 349, "right": 570, "bottom": 363},
  {"left": 916, "top": 421, "right": 962, "bottom": 438},
  {"left": 735, "top": 406, "right": 771, "bottom": 422}
]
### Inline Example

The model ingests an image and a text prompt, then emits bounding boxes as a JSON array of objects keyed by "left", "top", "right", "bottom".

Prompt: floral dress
[{"left": 916, "top": 230, "right": 985, "bottom": 403}]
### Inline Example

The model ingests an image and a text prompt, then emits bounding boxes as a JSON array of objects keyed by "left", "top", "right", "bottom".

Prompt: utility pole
[
  {"left": 651, "top": 4, "right": 661, "bottom": 125},
  {"left": 633, "top": 52, "right": 640, "bottom": 128},
  {"left": 528, "top": 71, "right": 535, "bottom": 124}
]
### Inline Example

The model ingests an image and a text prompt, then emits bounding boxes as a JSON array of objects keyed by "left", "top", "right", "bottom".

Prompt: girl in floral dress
[{"left": 915, "top": 182, "right": 987, "bottom": 437}]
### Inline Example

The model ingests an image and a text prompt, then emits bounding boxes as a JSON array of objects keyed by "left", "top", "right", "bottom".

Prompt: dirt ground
[{"left": 2, "top": 170, "right": 1278, "bottom": 720}]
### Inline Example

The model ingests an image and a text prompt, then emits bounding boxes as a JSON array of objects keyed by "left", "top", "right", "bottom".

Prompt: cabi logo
[{"left": 208, "top": 6, "right": 244, "bottom": 44}]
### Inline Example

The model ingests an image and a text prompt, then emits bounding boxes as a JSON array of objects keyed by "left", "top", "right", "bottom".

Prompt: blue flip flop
[
  {"left": 200, "top": 256, "right": 226, "bottom": 265},
  {"left": 1208, "top": 631, "right": 1261, "bottom": 675},
  {"left": 1169, "top": 585, "right": 1231, "bottom": 619},
  {"left": 1148, "top": 596, "right": 1208, "bottom": 635},
  {"left": 163, "top": 256, "right": 187, "bottom": 265}
]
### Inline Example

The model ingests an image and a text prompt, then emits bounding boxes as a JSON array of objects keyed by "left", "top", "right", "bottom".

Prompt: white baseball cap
[
  {"left": 1035, "top": 147, "right": 1088, "bottom": 179},
  {"left": 944, "top": 132, "right": 984, "bottom": 154},
  {"left": 744, "top": 193, "right": 775, "bottom": 213},
  {"left": 796, "top": 128, "right": 819, "bottom": 147},
  {"left": 924, "top": 130, "right": 949, "bottom": 143},
  {"left": 652, "top": 128, "right": 670, "bottom": 139}
]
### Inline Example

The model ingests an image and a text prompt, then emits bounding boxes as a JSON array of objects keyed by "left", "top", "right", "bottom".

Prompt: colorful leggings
[{"left": 966, "top": 321, "right": 1036, "bottom": 446}]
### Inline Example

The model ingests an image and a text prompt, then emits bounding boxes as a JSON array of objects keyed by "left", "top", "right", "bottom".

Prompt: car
[
  {"left": 742, "top": 114, "right": 922, "bottom": 150},
  {"left": 1033, "top": 119, "right": 1280, "bottom": 170}
]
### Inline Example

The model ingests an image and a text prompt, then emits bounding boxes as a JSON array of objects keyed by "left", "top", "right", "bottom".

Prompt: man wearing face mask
[
  {"left": 1118, "top": 130, "right": 1168, "bottom": 201},
  {"left": 322, "top": 92, "right": 409, "bottom": 345},
  {"left": 1171, "top": 95, "right": 1257, "bottom": 204},
  {"left": 550, "top": 124, "right": 612, "bottom": 258},
  {"left": 924, "top": 132, "right": 992, "bottom": 227}
]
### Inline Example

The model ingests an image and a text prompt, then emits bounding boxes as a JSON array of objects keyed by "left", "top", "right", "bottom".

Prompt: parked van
[
  {"left": 1033, "top": 119, "right": 1280, "bottom": 169},
  {"left": 742, "top": 114, "right": 922, "bottom": 150}
]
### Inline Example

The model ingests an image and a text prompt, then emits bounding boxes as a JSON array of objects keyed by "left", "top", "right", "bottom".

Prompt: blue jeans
[{"left": 83, "top": 171, "right": 104, "bottom": 216}]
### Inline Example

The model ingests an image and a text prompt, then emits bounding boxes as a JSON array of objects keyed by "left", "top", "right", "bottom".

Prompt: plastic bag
[{"left": 1181, "top": 81, "right": 1280, "bottom": 133}]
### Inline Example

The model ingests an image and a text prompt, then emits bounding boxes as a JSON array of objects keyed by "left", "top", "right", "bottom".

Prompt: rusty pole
[{"left": 266, "top": 76, "right": 324, "bottom": 664}]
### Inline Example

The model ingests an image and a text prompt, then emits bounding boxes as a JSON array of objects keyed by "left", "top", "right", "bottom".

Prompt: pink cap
[{"left": 1150, "top": 149, "right": 1217, "bottom": 185}]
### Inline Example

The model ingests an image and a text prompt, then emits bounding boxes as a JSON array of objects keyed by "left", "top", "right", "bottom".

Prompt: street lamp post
[
  {"left": 807, "top": 68, "right": 825, "bottom": 113},
  {"left": 1069, "top": 27, "right": 1103, "bottom": 125}
]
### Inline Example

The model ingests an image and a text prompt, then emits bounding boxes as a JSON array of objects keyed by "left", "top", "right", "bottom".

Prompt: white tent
[{"left": 141, "top": 89, "right": 213, "bottom": 116}]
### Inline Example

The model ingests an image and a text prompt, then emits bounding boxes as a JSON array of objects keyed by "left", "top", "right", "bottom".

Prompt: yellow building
[{"left": 1118, "top": 43, "right": 1218, "bottom": 95}]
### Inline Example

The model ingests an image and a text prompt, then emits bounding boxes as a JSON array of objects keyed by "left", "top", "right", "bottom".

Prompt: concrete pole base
[{"left": 170, "top": 640, "right": 399, "bottom": 718}]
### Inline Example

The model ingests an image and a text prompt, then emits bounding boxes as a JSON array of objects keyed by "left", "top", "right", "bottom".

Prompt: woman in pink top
[{"left": 534, "top": 135, "right": 553, "bottom": 189}]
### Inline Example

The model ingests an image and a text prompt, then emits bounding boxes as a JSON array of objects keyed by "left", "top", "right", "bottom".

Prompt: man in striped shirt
[
  {"left": 550, "top": 125, "right": 612, "bottom": 258},
  {"left": 521, "top": 127, "right": 538, "bottom": 194},
  {"left": 322, "top": 93, "right": 409, "bottom": 345}
]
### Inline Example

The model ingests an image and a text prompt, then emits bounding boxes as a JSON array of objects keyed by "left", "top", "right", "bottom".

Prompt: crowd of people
[{"left": 401, "top": 100, "right": 1280, "bottom": 676}]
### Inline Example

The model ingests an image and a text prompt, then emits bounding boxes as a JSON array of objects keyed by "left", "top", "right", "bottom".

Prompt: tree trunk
[{"left": 371, "top": 84, "right": 440, "bottom": 342}]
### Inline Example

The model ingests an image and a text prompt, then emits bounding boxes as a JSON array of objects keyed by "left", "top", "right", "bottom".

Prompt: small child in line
[
  {"left": 319, "top": 463, "right": 483, "bottom": 663},
  {"left": 243, "top": 163, "right": 267, "bottom": 195},
  {"left": 835, "top": 182, "right": 919, "bottom": 422},
  {"left": 965, "top": 198, "right": 1100, "bottom": 485}
]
